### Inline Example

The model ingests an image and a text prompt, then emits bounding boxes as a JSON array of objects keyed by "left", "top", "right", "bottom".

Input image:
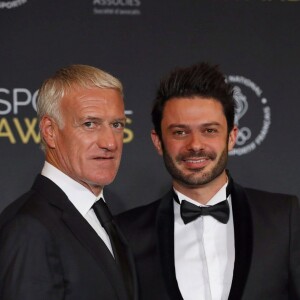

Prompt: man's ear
[
  {"left": 151, "top": 130, "right": 163, "bottom": 156},
  {"left": 228, "top": 125, "right": 238, "bottom": 151},
  {"left": 40, "top": 116, "right": 57, "bottom": 149}
]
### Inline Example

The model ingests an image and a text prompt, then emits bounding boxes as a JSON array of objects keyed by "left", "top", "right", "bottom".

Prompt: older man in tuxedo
[
  {"left": 117, "top": 62, "right": 300, "bottom": 300},
  {"left": 0, "top": 64, "right": 138, "bottom": 300}
]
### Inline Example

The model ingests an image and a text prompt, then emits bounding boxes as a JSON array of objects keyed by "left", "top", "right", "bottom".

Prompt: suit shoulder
[
  {"left": 115, "top": 197, "right": 167, "bottom": 240},
  {"left": 235, "top": 183, "right": 299, "bottom": 211},
  {"left": 116, "top": 199, "right": 161, "bottom": 225},
  {"left": 243, "top": 186, "right": 298, "bottom": 202},
  {"left": 0, "top": 209, "right": 54, "bottom": 242},
  {"left": 0, "top": 190, "right": 35, "bottom": 228},
  {"left": 0, "top": 204, "right": 58, "bottom": 268},
  {"left": 0, "top": 189, "right": 59, "bottom": 238}
]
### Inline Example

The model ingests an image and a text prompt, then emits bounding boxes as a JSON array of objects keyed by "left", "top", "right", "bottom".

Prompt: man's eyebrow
[
  {"left": 112, "top": 117, "right": 127, "bottom": 123},
  {"left": 200, "top": 122, "right": 221, "bottom": 127},
  {"left": 85, "top": 116, "right": 101, "bottom": 120},
  {"left": 167, "top": 122, "right": 221, "bottom": 129},
  {"left": 167, "top": 124, "right": 189, "bottom": 129},
  {"left": 81, "top": 117, "right": 126, "bottom": 122},
  {"left": 81, "top": 116, "right": 103, "bottom": 122}
]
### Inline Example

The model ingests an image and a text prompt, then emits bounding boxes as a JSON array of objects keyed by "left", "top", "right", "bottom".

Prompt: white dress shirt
[
  {"left": 41, "top": 161, "right": 114, "bottom": 255},
  {"left": 174, "top": 182, "right": 235, "bottom": 300}
]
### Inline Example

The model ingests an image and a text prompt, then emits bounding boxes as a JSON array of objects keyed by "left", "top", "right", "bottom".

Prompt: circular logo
[
  {"left": 227, "top": 75, "right": 271, "bottom": 156},
  {"left": 0, "top": 0, "right": 27, "bottom": 9}
]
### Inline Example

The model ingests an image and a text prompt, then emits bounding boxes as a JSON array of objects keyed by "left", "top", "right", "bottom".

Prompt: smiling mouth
[
  {"left": 183, "top": 157, "right": 208, "bottom": 163},
  {"left": 180, "top": 156, "right": 212, "bottom": 170}
]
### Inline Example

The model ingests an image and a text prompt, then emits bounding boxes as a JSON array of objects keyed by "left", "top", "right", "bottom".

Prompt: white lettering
[
  {"left": 13, "top": 88, "right": 32, "bottom": 114},
  {"left": 93, "top": 0, "right": 140, "bottom": 6},
  {"left": 0, "top": 88, "right": 12, "bottom": 115},
  {"left": 230, "top": 142, "right": 256, "bottom": 156},
  {"left": 0, "top": 0, "right": 27, "bottom": 9},
  {"left": 0, "top": 88, "right": 38, "bottom": 115},
  {"left": 228, "top": 75, "right": 262, "bottom": 97}
]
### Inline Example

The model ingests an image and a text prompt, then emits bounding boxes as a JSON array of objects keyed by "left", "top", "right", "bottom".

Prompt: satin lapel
[
  {"left": 32, "top": 175, "right": 128, "bottom": 300},
  {"left": 62, "top": 210, "right": 131, "bottom": 299},
  {"left": 228, "top": 183, "right": 253, "bottom": 300},
  {"left": 156, "top": 190, "right": 183, "bottom": 300}
]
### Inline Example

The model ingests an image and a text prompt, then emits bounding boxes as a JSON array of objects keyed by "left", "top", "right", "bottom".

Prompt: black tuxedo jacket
[
  {"left": 0, "top": 175, "right": 138, "bottom": 300},
  {"left": 116, "top": 181, "right": 300, "bottom": 300}
]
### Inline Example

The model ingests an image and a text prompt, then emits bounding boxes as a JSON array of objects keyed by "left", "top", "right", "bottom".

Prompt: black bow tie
[
  {"left": 180, "top": 199, "right": 230, "bottom": 224},
  {"left": 173, "top": 171, "right": 233, "bottom": 224}
]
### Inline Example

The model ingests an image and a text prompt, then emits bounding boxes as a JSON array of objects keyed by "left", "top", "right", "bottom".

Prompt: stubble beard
[{"left": 162, "top": 146, "right": 228, "bottom": 188}]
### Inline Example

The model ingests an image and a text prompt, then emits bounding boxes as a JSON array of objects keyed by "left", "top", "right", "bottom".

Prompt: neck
[
  {"left": 45, "top": 156, "right": 103, "bottom": 197},
  {"left": 173, "top": 171, "right": 227, "bottom": 205}
]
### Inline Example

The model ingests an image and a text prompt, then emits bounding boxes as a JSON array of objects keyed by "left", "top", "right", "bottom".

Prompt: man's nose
[
  {"left": 186, "top": 133, "right": 205, "bottom": 152},
  {"left": 97, "top": 126, "right": 117, "bottom": 151}
]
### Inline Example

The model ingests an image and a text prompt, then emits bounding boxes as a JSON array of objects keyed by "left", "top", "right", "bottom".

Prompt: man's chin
[
  {"left": 84, "top": 174, "right": 117, "bottom": 187},
  {"left": 174, "top": 168, "right": 217, "bottom": 186},
  {"left": 97, "top": 175, "right": 118, "bottom": 186}
]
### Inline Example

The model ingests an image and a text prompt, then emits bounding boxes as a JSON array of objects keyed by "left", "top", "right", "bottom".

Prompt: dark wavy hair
[{"left": 151, "top": 62, "right": 235, "bottom": 139}]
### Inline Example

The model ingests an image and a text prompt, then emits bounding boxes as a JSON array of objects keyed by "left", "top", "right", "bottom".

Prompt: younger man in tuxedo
[
  {"left": 0, "top": 64, "right": 137, "bottom": 300},
  {"left": 117, "top": 62, "right": 300, "bottom": 300}
]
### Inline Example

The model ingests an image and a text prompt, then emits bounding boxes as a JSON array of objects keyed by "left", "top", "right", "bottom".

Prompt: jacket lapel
[
  {"left": 32, "top": 175, "right": 131, "bottom": 300},
  {"left": 156, "top": 182, "right": 253, "bottom": 300},
  {"left": 61, "top": 209, "right": 129, "bottom": 297},
  {"left": 113, "top": 219, "right": 139, "bottom": 300},
  {"left": 228, "top": 183, "right": 253, "bottom": 300},
  {"left": 156, "top": 190, "right": 183, "bottom": 300}
]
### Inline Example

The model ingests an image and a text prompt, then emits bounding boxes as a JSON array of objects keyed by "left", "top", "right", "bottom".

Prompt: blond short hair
[{"left": 37, "top": 64, "right": 123, "bottom": 151}]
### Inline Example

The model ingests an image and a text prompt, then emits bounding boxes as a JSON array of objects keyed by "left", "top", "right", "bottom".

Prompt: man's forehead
[{"left": 163, "top": 97, "right": 224, "bottom": 116}]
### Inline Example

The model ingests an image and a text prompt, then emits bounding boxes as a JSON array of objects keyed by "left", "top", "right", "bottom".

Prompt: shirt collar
[
  {"left": 41, "top": 162, "right": 103, "bottom": 216},
  {"left": 174, "top": 181, "right": 228, "bottom": 207}
]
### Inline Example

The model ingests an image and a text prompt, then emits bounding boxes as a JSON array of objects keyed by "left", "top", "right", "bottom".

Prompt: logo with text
[
  {"left": 0, "top": 87, "right": 134, "bottom": 145},
  {"left": 0, "top": 0, "right": 27, "bottom": 9},
  {"left": 93, "top": 0, "right": 141, "bottom": 16},
  {"left": 227, "top": 76, "right": 271, "bottom": 156}
]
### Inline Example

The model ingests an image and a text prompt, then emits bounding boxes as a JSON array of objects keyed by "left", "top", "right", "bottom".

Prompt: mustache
[{"left": 176, "top": 150, "right": 217, "bottom": 161}]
